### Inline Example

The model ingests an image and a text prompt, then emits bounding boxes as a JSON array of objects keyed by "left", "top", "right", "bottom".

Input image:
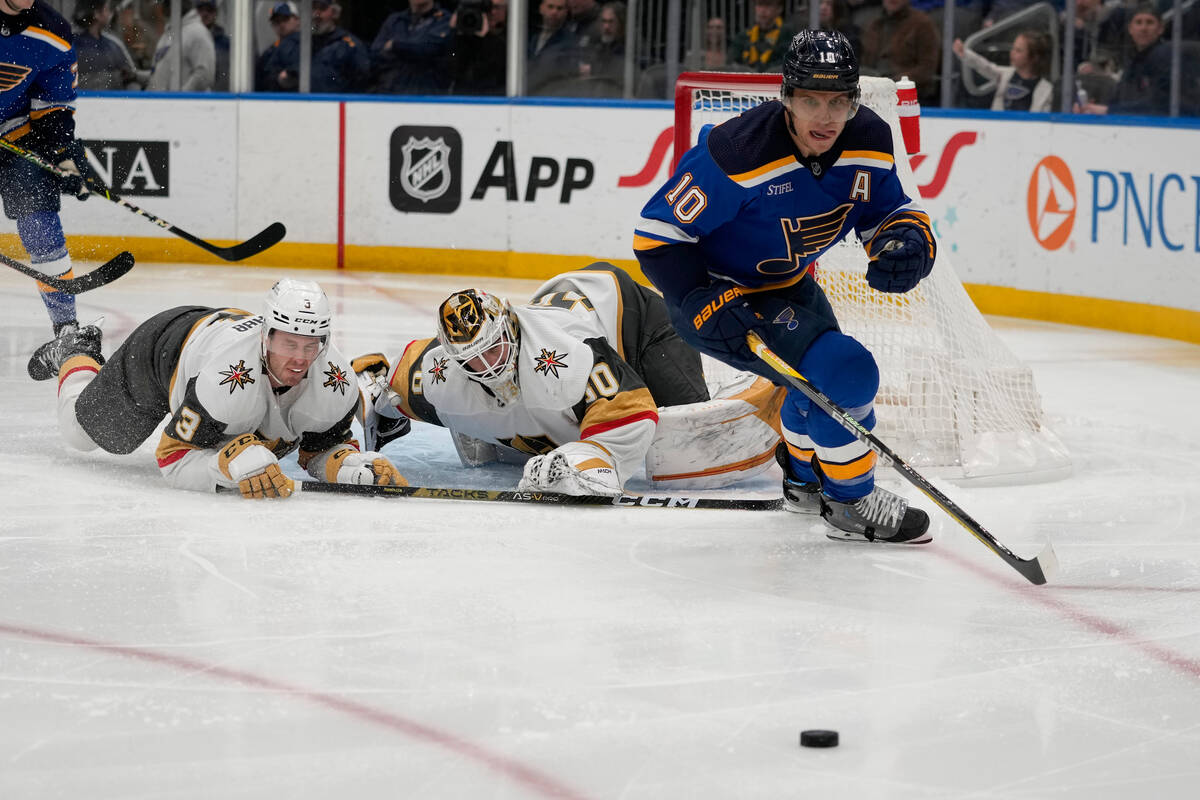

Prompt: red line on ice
[{"left": 0, "top": 622, "right": 593, "bottom": 800}]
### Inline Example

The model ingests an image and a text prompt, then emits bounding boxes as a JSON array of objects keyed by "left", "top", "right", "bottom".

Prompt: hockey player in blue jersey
[
  {"left": 1, "top": 0, "right": 93, "bottom": 380},
  {"left": 633, "top": 30, "right": 936, "bottom": 544}
]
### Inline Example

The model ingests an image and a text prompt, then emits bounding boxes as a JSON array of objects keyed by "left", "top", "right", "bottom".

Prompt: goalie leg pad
[{"left": 646, "top": 376, "right": 785, "bottom": 490}]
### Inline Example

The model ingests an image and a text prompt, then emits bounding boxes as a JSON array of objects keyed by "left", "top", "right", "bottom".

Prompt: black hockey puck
[{"left": 799, "top": 729, "right": 839, "bottom": 748}]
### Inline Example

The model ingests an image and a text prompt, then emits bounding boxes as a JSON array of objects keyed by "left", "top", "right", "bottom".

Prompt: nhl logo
[
  {"left": 389, "top": 126, "right": 462, "bottom": 214},
  {"left": 400, "top": 136, "right": 451, "bottom": 203}
]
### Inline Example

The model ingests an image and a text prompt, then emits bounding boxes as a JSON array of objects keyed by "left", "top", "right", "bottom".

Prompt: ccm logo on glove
[
  {"left": 692, "top": 285, "right": 746, "bottom": 330},
  {"left": 218, "top": 433, "right": 295, "bottom": 499}
]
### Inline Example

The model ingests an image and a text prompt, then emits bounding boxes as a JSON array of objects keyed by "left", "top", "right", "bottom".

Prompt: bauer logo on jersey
[
  {"left": 533, "top": 349, "right": 568, "bottom": 378},
  {"left": 389, "top": 126, "right": 462, "bottom": 214},
  {"left": 82, "top": 140, "right": 170, "bottom": 197},
  {"left": 323, "top": 362, "right": 351, "bottom": 395},
  {"left": 218, "top": 360, "right": 256, "bottom": 394}
]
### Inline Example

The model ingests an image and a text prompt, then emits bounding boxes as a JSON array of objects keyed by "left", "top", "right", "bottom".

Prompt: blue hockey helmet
[{"left": 781, "top": 30, "right": 860, "bottom": 96}]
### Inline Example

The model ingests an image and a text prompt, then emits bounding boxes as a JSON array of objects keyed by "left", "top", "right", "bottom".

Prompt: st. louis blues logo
[
  {"left": 218, "top": 359, "right": 256, "bottom": 394},
  {"left": 428, "top": 357, "right": 449, "bottom": 384},
  {"left": 533, "top": 349, "right": 567, "bottom": 378},
  {"left": 323, "top": 362, "right": 350, "bottom": 394},
  {"left": 773, "top": 308, "right": 800, "bottom": 331}
]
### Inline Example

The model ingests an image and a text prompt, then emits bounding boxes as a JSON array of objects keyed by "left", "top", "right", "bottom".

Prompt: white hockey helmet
[
  {"left": 437, "top": 289, "right": 520, "bottom": 406},
  {"left": 261, "top": 278, "right": 332, "bottom": 361}
]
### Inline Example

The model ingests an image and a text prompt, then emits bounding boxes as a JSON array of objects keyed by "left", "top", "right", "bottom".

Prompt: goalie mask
[
  {"left": 261, "top": 278, "right": 332, "bottom": 384},
  {"left": 437, "top": 289, "right": 521, "bottom": 407}
]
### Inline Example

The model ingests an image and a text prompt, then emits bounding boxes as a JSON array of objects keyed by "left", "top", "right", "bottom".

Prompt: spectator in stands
[
  {"left": 1065, "top": 0, "right": 1127, "bottom": 76},
  {"left": 527, "top": 0, "right": 579, "bottom": 94},
  {"left": 311, "top": 0, "right": 370, "bottom": 93},
  {"left": 195, "top": 0, "right": 229, "bottom": 91},
  {"left": 953, "top": 29, "right": 1052, "bottom": 112},
  {"left": 683, "top": 16, "right": 731, "bottom": 70},
  {"left": 370, "top": 0, "right": 453, "bottom": 94},
  {"left": 1077, "top": 4, "right": 1172, "bottom": 116},
  {"left": 451, "top": 0, "right": 508, "bottom": 95},
  {"left": 116, "top": 0, "right": 159, "bottom": 71},
  {"left": 73, "top": 0, "right": 146, "bottom": 90},
  {"left": 567, "top": 0, "right": 602, "bottom": 47},
  {"left": 731, "top": 0, "right": 796, "bottom": 71},
  {"left": 256, "top": 1, "right": 300, "bottom": 91},
  {"left": 860, "top": 0, "right": 939, "bottom": 104},
  {"left": 147, "top": 0, "right": 216, "bottom": 91},
  {"left": 819, "top": 0, "right": 861, "bottom": 59},
  {"left": 579, "top": 1, "right": 625, "bottom": 89}
]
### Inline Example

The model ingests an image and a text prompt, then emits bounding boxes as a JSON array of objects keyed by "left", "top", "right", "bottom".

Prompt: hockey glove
[
  {"left": 866, "top": 223, "right": 935, "bottom": 293},
  {"left": 52, "top": 146, "right": 90, "bottom": 201},
  {"left": 218, "top": 434, "right": 295, "bottom": 499},
  {"left": 518, "top": 441, "right": 622, "bottom": 497},
  {"left": 677, "top": 281, "right": 762, "bottom": 363},
  {"left": 354, "top": 353, "right": 411, "bottom": 452},
  {"left": 326, "top": 446, "right": 408, "bottom": 486}
]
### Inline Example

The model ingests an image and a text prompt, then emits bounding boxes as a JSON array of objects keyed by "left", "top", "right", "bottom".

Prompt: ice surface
[{"left": 2, "top": 263, "right": 1200, "bottom": 799}]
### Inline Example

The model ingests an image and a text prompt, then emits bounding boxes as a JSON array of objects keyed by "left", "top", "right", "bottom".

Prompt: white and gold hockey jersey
[
  {"left": 152, "top": 309, "right": 360, "bottom": 492},
  {"left": 385, "top": 270, "right": 662, "bottom": 486}
]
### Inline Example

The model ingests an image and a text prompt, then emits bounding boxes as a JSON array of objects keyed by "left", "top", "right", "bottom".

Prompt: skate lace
[{"left": 856, "top": 488, "right": 906, "bottom": 529}]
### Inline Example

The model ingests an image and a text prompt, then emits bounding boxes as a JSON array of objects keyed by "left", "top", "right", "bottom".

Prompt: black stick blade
[
  {"left": 173, "top": 222, "right": 287, "bottom": 262},
  {"left": 0, "top": 250, "right": 134, "bottom": 294}
]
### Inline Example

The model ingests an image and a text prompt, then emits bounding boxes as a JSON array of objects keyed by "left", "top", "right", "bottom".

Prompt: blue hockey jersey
[
  {"left": 633, "top": 100, "right": 932, "bottom": 299},
  {"left": 0, "top": 1, "right": 77, "bottom": 154}
]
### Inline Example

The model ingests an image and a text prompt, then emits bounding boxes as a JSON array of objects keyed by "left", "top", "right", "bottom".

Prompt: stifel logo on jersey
[
  {"left": 322, "top": 362, "right": 350, "bottom": 395},
  {"left": 218, "top": 360, "right": 255, "bottom": 393},
  {"left": 1027, "top": 156, "right": 1076, "bottom": 251}
]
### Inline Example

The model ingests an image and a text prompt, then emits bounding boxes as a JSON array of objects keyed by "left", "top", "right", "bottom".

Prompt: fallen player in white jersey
[
  {"left": 44, "top": 278, "right": 406, "bottom": 498},
  {"left": 356, "top": 263, "right": 785, "bottom": 496}
]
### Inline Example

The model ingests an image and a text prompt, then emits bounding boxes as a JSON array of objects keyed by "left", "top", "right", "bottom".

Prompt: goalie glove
[
  {"left": 354, "top": 353, "right": 411, "bottom": 452},
  {"left": 866, "top": 222, "right": 935, "bottom": 293},
  {"left": 324, "top": 445, "right": 408, "bottom": 486},
  {"left": 218, "top": 433, "right": 294, "bottom": 499},
  {"left": 518, "top": 441, "right": 622, "bottom": 497}
]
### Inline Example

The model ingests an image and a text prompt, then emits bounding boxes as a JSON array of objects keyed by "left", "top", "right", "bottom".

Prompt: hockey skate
[
  {"left": 820, "top": 485, "right": 932, "bottom": 544},
  {"left": 775, "top": 441, "right": 822, "bottom": 515},
  {"left": 28, "top": 319, "right": 105, "bottom": 381}
]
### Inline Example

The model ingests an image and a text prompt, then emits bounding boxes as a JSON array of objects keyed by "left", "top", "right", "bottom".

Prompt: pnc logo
[{"left": 1027, "top": 156, "right": 1076, "bottom": 250}]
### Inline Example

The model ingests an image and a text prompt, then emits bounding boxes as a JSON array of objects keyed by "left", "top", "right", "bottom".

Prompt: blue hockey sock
[{"left": 18, "top": 211, "right": 76, "bottom": 331}]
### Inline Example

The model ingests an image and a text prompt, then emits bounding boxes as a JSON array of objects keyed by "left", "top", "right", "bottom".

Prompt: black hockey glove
[
  {"left": 51, "top": 144, "right": 90, "bottom": 201},
  {"left": 866, "top": 223, "right": 935, "bottom": 293},
  {"left": 677, "top": 281, "right": 761, "bottom": 364}
]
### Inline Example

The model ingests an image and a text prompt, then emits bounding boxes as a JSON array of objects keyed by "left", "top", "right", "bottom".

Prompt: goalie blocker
[{"left": 356, "top": 263, "right": 785, "bottom": 493}]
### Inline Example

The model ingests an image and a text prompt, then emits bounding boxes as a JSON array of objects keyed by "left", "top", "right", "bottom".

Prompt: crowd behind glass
[{"left": 52, "top": 0, "right": 1200, "bottom": 117}]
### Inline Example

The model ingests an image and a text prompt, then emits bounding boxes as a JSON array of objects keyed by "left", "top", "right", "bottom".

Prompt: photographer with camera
[{"left": 451, "top": 0, "right": 507, "bottom": 95}]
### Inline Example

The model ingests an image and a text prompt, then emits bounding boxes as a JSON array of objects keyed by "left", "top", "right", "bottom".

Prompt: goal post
[{"left": 673, "top": 71, "right": 1071, "bottom": 484}]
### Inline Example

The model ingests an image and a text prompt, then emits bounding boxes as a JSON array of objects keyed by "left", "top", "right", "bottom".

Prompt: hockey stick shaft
[
  {"left": 0, "top": 139, "right": 286, "bottom": 262},
  {"left": 299, "top": 480, "right": 783, "bottom": 510},
  {"left": 747, "top": 331, "right": 1057, "bottom": 585},
  {"left": 0, "top": 249, "right": 134, "bottom": 293}
]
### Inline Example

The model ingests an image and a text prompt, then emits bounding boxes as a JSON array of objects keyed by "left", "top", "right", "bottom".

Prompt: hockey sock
[
  {"left": 18, "top": 211, "right": 76, "bottom": 331},
  {"left": 796, "top": 331, "right": 880, "bottom": 502}
]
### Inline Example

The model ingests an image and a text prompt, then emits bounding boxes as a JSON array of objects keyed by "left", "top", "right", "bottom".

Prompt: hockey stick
[
  {"left": 0, "top": 249, "right": 133, "bottom": 293},
  {"left": 299, "top": 481, "right": 783, "bottom": 510},
  {"left": 747, "top": 331, "right": 1058, "bottom": 585},
  {"left": 0, "top": 139, "right": 286, "bottom": 262}
]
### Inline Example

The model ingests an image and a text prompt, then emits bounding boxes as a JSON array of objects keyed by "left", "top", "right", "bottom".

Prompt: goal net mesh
[{"left": 678, "top": 73, "right": 1070, "bottom": 483}]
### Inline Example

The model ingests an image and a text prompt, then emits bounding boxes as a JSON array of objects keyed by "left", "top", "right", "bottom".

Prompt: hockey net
[{"left": 675, "top": 72, "right": 1070, "bottom": 484}]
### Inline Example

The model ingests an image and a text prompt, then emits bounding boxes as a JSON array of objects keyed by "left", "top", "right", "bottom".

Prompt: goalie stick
[
  {"left": 298, "top": 481, "right": 783, "bottom": 510},
  {"left": 748, "top": 331, "right": 1059, "bottom": 586},
  {"left": 0, "top": 139, "right": 286, "bottom": 262},
  {"left": 1, "top": 249, "right": 133, "bottom": 293}
]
